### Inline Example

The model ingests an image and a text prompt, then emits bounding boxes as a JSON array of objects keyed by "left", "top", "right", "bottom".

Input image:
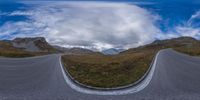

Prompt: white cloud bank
[{"left": 0, "top": 1, "right": 161, "bottom": 51}]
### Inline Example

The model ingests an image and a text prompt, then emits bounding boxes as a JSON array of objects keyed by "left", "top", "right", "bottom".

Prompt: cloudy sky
[{"left": 0, "top": 0, "right": 200, "bottom": 51}]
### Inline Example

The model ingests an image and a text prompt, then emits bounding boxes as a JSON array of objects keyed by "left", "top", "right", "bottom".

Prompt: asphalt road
[{"left": 0, "top": 49, "right": 200, "bottom": 100}]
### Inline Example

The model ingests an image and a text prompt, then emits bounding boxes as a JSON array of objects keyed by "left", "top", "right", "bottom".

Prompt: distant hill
[
  {"left": 102, "top": 48, "right": 125, "bottom": 55},
  {"left": 121, "top": 37, "right": 200, "bottom": 55},
  {"left": 102, "top": 37, "right": 200, "bottom": 55},
  {"left": 53, "top": 45, "right": 98, "bottom": 55},
  {"left": 149, "top": 37, "right": 198, "bottom": 47},
  {"left": 0, "top": 37, "right": 97, "bottom": 55}
]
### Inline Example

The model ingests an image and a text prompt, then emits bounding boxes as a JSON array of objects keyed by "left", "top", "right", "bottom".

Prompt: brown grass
[
  {"left": 0, "top": 41, "right": 54, "bottom": 58},
  {"left": 62, "top": 50, "right": 157, "bottom": 88}
]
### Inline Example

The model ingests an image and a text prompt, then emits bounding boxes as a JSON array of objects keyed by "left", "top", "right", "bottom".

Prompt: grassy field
[{"left": 62, "top": 49, "right": 157, "bottom": 88}]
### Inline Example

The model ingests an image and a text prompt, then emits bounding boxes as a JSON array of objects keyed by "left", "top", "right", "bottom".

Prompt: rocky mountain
[
  {"left": 12, "top": 37, "right": 56, "bottom": 52},
  {"left": 0, "top": 37, "right": 99, "bottom": 55},
  {"left": 102, "top": 48, "right": 125, "bottom": 55},
  {"left": 0, "top": 37, "right": 100, "bottom": 57}
]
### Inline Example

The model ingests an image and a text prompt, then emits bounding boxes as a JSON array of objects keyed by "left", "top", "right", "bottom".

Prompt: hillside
[
  {"left": 12, "top": 37, "right": 56, "bottom": 52},
  {"left": 122, "top": 37, "right": 200, "bottom": 56},
  {"left": 0, "top": 37, "right": 98, "bottom": 57},
  {"left": 0, "top": 37, "right": 59, "bottom": 57},
  {"left": 0, "top": 40, "right": 36, "bottom": 57},
  {"left": 62, "top": 36, "right": 200, "bottom": 88}
]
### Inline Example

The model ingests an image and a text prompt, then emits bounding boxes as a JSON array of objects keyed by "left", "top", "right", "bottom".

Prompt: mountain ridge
[
  {"left": 0, "top": 36, "right": 199, "bottom": 57},
  {"left": 0, "top": 37, "right": 97, "bottom": 56},
  {"left": 102, "top": 48, "right": 125, "bottom": 55},
  {"left": 121, "top": 36, "right": 200, "bottom": 54}
]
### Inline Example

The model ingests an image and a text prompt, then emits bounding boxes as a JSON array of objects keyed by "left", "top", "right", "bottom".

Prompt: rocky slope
[
  {"left": 12, "top": 37, "right": 56, "bottom": 52},
  {"left": 0, "top": 37, "right": 97, "bottom": 56}
]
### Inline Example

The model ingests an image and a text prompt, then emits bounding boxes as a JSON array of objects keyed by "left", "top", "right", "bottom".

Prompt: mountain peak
[{"left": 102, "top": 48, "right": 125, "bottom": 55}]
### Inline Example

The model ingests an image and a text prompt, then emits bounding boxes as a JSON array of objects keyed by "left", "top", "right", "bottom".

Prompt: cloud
[
  {"left": 155, "top": 10, "right": 200, "bottom": 40},
  {"left": 8, "top": 11, "right": 34, "bottom": 16},
  {"left": 188, "top": 10, "right": 200, "bottom": 25},
  {"left": 0, "top": 1, "right": 161, "bottom": 51},
  {"left": 173, "top": 10, "right": 200, "bottom": 39}
]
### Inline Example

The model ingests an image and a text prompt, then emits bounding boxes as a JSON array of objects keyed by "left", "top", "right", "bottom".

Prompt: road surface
[{"left": 0, "top": 49, "right": 200, "bottom": 100}]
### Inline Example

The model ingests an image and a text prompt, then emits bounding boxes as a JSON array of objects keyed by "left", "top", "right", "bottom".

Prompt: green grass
[{"left": 174, "top": 47, "right": 200, "bottom": 56}]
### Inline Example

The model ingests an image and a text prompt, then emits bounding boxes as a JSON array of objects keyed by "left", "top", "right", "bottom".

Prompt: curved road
[{"left": 0, "top": 49, "right": 200, "bottom": 100}]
